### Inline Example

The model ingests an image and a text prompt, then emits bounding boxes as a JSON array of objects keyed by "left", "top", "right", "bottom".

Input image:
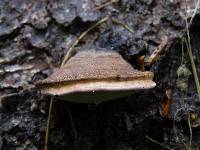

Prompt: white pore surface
[{"left": 43, "top": 80, "right": 156, "bottom": 96}]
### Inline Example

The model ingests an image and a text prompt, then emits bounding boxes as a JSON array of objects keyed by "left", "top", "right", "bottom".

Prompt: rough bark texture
[{"left": 0, "top": 0, "right": 200, "bottom": 150}]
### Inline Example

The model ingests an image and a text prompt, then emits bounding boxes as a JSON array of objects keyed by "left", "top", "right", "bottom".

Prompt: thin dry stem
[
  {"left": 61, "top": 16, "right": 134, "bottom": 67},
  {"left": 112, "top": 19, "right": 134, "bottom": 34},
  {"left": 45, "top": 97, "right": 53, "bottom": 150},
  {"left": 184, "top": 1, "right": 200, "bottom": 101},
  {"left": 188, "top": 113, "right": 192, "bottom": 149},
  {"left": 61, "top": 16, "right": 109, "bottom": 67},
  {"left": 181, "top": 38, "right": 185, "bottom": 65},
  {"left": 95, "top": 0, "right": 118, "bottom": 10},
  {"left": 145, "top": 135, "right": 174, "bottom": 150}
]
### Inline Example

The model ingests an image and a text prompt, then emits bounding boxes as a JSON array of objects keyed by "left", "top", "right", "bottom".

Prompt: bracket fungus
[{"left": 36, "top": 50, "right": 156, "bottom": 104}]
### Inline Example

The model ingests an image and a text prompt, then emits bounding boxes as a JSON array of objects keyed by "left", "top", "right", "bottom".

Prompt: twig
[
  {"left": 145, "top": 135, "right": 174, "bottom": 150},
  {"left": 162, "top": 88, "right": 173, "bottom": 119},
  {"left": 180, "top": 38, "right": 192, "bottom": 150},
  {"left": 187, "top": 112, "right": 192, "bottom": 149},
  {"left": 184, "top": 1, "right": 200, "bottom": 101},
  {"left": 45, "top": 97, "right": 54, "bottom": 150},
  {"left": 147, "top": 36, "right": 170, "bottom": 65},
  {"left": 65, "top": 103, "right": 78, "bottom": 150},
  {"left": 181, "top": 38, "right": 185, "bottom": 65},
  {"left": 61, "top": 16, "right": 134, "bottom": 67},
  {"left": 94, "top": 0, "right": 118, "bottom": 10},
  {"left": 61, "top": 16, "right": 109, "bottom": 67},
  {"left": 112, "top": 18, "right": 134, "bottom": 34}
]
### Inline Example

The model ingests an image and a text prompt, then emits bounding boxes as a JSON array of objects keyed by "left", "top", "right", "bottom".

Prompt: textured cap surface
[{"left": 37, "top": 50, "right": 154, "bottom": 86}]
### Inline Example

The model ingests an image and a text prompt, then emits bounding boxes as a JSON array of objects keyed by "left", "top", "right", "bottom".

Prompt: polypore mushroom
[{"left": 36, "top": 50, "right": 156, "bottom": 104}]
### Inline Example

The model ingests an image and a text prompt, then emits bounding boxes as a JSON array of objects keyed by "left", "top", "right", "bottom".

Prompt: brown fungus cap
[{"left": 36, "top": 50, "right": 156, "bottom": 104}]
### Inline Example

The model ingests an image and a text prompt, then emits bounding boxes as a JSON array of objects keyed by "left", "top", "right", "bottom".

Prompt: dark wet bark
[{"left": 0, "top": 0, "right": 200, "bottom": 150}]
